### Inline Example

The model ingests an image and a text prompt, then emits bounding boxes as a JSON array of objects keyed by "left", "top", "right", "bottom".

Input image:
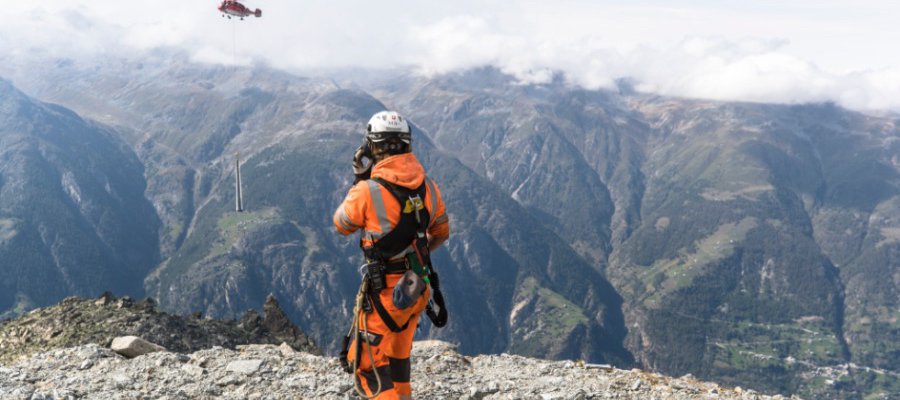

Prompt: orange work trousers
[{"left": 348, "top": 272, "right": 430, "bottom": 399}]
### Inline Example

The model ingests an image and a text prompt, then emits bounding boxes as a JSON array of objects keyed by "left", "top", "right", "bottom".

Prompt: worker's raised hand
[{"left": 353, "top": 145, "right": 372, "bottom": 183}]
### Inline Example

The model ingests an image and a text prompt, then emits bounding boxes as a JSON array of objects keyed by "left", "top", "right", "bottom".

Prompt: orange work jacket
[{"left": 333, "top": 153, "right": 449, "bottom": 259}]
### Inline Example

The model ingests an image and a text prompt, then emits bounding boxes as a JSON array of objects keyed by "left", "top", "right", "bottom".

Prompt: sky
[{"left": 4, "top": 0, "right": 900, "bottom": 112}]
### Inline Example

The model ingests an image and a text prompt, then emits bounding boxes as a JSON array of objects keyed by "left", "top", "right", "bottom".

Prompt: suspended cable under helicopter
[{"left": 217, "top": 0, "right": 261, "bottom": 213}]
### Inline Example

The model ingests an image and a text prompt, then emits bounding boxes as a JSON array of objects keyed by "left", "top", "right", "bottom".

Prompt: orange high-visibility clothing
[
  {"left": 333, "top": 152, "right": 450, "bottom": 399},
  {"left": 334, "top": 153, "right": 450, "bottom": 255}
]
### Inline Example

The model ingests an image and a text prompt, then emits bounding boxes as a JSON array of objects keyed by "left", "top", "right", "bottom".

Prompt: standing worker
[{"left": 334, "top": 111, "right": 450, "bottom": 399}]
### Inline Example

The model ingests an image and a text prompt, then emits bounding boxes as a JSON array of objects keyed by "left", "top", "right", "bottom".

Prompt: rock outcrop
[
  {"left": 0, "top": 340, "right": 798, "bottom": 399},
  {"left": 0, "top": 293, "right": 319, "bottom": 365}
]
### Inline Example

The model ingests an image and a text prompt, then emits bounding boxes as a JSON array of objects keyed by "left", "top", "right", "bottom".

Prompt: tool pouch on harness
[
  {"left": 364, "top": 261, "right": 386, "bottom": 293},
  {"left": 392, "top": 270, "right": 426, "bottom": 310}
]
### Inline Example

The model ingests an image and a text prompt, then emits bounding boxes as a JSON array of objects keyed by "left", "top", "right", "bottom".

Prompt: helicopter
[{"left": 218, "top": 0, "right": 261, "bottom": 20}]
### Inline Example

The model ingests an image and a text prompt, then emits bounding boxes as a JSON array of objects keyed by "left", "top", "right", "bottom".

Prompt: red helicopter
[{"left": 218, "top": 0, "right": 262, "bottom": 20}]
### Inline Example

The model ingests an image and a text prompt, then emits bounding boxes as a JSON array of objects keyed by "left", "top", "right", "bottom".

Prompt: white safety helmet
[{"left": 366, "top": 111, "right": 411, "bottom": 144}]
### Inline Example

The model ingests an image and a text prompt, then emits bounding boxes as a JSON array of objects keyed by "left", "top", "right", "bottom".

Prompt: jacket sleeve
[
  {"left": 333, "top": 182, "right": 367, "bottom": 236},
  {"left": 426, "top": 178, "right": 450, "bottom": 239}
]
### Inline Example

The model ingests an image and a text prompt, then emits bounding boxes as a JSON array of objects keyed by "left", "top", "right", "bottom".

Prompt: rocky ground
[
  {"left": 0, "top": 295, "right": 800, "bottom": 399},
  {"left": 0, "top": 340, "right": 798, "bottom": 400},
  {"left": 0, "top": 293, "right": 318, "bottom": 365}
]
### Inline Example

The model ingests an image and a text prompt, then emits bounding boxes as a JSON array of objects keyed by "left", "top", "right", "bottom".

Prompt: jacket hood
[{"left": 371, "top": 153, "right": 425, "bottom": 189}]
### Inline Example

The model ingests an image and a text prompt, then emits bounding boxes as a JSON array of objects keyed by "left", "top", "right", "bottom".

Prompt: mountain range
[{"left": 0, "top": 51, "right": 897, "bottom": 399}]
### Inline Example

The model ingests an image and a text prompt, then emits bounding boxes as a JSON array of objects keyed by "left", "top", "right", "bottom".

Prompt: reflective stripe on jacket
[{"left": 333, "top": 153, "right": 450, "bottom": 255}]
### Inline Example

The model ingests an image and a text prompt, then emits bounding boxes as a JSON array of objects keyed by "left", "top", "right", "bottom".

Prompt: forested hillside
[{"left": 0, "top": 78, "right": 159, "bottom": 319}]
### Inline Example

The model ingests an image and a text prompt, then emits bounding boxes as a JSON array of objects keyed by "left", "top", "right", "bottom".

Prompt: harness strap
[
  {"left": 367, "top": 178, "right": 429, "bottom": 261},
  {"left": 369, "top": 291, "right": 410, "bottom": 333}
]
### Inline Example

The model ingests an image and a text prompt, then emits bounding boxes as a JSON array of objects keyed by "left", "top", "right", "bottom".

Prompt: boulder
[{"left": 110, "top": 336, "right": 166, "bottom": 358}]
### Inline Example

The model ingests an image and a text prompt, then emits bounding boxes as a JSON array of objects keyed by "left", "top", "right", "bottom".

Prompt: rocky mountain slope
[
  {"left": 369, "top": 69, "right": 900, "bottom": 399},
  {"left": 0, "top": 78, "right": 159, "bottom": 318},
  {"left": 0, "top": 53, "right": 898, "bottom": 399},
  {"left": 0, "top": 55, "right": 633, "bottom": 367}
]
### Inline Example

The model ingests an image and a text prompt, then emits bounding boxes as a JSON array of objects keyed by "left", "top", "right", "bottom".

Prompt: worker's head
[{"left": 366, "top": 111, "right": 411, "bottom": 161}]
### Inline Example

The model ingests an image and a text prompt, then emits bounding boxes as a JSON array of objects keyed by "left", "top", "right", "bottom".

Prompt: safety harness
[
  {"left": 365, "top": 178, "right": 430, "bottom": 268},
  {"left": 339, "top": 177, "right": 447, "bottom": 398}
]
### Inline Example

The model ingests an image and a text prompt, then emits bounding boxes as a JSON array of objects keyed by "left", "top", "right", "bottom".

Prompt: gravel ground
[{"left": 0, "top": 340, "right": 799, "bottom": 400}]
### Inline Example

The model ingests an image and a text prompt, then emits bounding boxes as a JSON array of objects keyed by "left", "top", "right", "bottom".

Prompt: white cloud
[
  {"left": 3, "top": 8, "right": 121, "bottom": 58},
  {"left": 620, "top": 37, "right": 900, "bottom": 111},
  {"left": 4, "top": 1, "right": 900, "bottom": 112}
]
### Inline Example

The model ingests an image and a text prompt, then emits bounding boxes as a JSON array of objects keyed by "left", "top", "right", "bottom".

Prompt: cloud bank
[{"left": 4, "top": 1, "right": 900, "bottom": 112}]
